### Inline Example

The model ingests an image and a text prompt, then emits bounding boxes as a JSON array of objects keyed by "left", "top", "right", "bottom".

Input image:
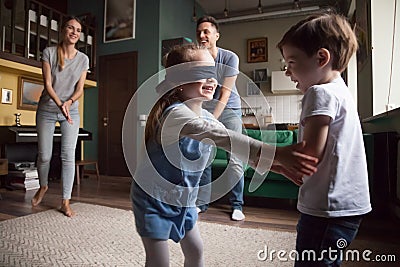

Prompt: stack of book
[{"left": 8, "top": 162, "right": 40, "bottom": 191}]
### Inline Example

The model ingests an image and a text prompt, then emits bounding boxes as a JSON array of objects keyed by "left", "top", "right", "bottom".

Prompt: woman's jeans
[
  {"left": 36, "top": 109, "right": 80, "bottom": 199},
  {"left": 295, "top": 213, "right": 363, "bottom": 267}
]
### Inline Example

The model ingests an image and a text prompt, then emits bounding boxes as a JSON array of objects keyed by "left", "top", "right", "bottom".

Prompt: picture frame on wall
[
  {"left": 253, "top": 68, "right": 268, "bottom": 82},
  {"left": 247, "top": 37, "right": 268, "bottom": 63},
  {"left": 18, "top": 76, "right": 44, "bottom": 111},
  {"left": 104, "top": 0, "right": 136, "bottom": 43},
  {"left": 246, "top": 82, "right": 261, "bottom": 96},
  {"left": 1, "top": 88, "right": 13, "bottom": 104}
]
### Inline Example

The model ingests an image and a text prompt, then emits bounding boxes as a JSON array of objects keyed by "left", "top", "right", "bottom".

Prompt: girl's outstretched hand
[
  {"left": 274, "top": 141, "right": 318, "bottom": 178},
  {"left": 271, "top": 165, "right": 304, "bottom": 186},
  {"left": 282, "top": 167, "right": 304, "bottom": 186}
]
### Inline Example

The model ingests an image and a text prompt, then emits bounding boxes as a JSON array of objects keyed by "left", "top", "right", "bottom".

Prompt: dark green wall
[
  {"left": 68, "top": 0, "right": 202, "bottom": 162},
  {"left": 159, "top": 0, "right": 198, "bottom": 48},
  {"left": 69, "top": 0, "right": 161, "bottom": 84},
  {"left": 82, "top": 87, "right": 98, "bottom": 161}
]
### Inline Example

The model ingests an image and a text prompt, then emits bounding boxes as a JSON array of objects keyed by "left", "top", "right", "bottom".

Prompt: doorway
[{"left": 98, "top": 52, "right": 137, "bottom": 176}]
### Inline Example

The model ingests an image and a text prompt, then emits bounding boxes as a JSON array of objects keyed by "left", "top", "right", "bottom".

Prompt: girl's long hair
[
  {"left": 57, "top": 16, "right": 82, "bottom": 71},
  {"left": 144, "top": 44, "right": 205, "bottom": 143},
  {"left": 145, "top": 89, "right": 181, "bottom": 144}
]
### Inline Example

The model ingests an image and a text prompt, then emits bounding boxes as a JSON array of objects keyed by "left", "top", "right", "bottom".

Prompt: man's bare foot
[
  {"left": 31, "top": 186, "right": 48, "bottom": 207},
  {"left": 60, "top": 199, "right": 75, "bottom": 217}
]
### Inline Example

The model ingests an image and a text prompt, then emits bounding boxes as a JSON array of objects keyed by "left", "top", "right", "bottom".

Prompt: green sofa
[{"left": 211, "top": 129, "right": 300, "bottom": 200}]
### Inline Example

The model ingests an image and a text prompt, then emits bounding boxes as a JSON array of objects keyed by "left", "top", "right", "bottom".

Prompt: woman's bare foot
[
  {"left": 31, "top": 186, "right": 48, "bottom": 207},
  {"left": 60, "top": 199, "right": 75, "bottom": 217}
]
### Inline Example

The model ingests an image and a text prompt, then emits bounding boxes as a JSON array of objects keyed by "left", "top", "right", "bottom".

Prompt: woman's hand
[
  {"left": 60, "top": 100, "right": 73, "bottom": 124},
  {"left": 275, "top": 141, "right": 318, "bottom": 178}
]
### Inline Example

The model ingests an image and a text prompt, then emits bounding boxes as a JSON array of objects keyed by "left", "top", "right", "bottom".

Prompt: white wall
[
  {"left": 242, "top": 95, "right": 302, "bottom": 123},
  {"left": 217, "top": 2, "right": 400, "bottom": 121},
  {"left": 218, "top": 15, "right": 307, "bottom": 79},
  {"left": 371, "top": 0, "right": 400, "bottom": 115},
  {"left": 217, "top": 15, "right": 308, "bottom": 123}
]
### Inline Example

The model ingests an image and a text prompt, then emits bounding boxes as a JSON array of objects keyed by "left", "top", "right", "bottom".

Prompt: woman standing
[{"left": 31, "top": 16, "right": 89, "bottom": 217}]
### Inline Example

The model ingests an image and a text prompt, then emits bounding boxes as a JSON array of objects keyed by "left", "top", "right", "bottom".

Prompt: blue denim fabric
[
  {"left": 218, "top": 108, "right": 244, "bottom": 211},
  {"left": 295, "top": 213, "right": 363, "bottom": 267},
  {"left": 196, "top": 164, "right": 211, "bottom": 212},
  {"left": 36, "top": 108, "right": 80, "bottom": 199},
  {"left": 196, "top": 108, "right": 244, "bottom": 211}
]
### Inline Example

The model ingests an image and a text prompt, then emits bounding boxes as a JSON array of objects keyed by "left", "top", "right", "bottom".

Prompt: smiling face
[
  {"left": 180, "top": 50, "right": 217, "bottom": 101},
  {"left": 196, "top": 22, "right": 219, "bottom": 50},
  {"left": 281, "top": 44, "right": 321, "bottom": 93},
  {"left": 62, "top": 19, "right": 82, "bottom": 45}
]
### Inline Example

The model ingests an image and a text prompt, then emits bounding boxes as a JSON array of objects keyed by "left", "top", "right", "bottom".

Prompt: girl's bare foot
[
  {"left": 31, "top": 186, "right": 48, "bottom": 206},
  {"left": 60, "top": 199, "right": 75, "bottom": 217}
]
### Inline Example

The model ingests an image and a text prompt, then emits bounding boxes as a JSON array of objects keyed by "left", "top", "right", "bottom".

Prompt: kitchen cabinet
[{"left": 271, "top": 71, "right": 299, "bottom": 94}]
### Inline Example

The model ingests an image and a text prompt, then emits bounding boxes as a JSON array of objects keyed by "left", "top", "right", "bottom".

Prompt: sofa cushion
[
  {"left": 213, "top": 130, "right": 295, "bottom": 174},
  {"left": 242, "top": 130, "right": 294, "bottom": 179},
  {"left": 244, "top": 129, "right": 294, "bottom": 146},
  {"left": 212, "top": 158, "right": 250, "bottom": 175},
  {"left": 215, "top": 147, "right": 227, "bottom": 160},
  {"left": 211, "top": 129, "right": 299, "bottom": 200},
  {"left": 212, "top": 158, "right": 228, "bottom": 169},
  {"left": 214, "top": 130, "right": 294, "bottom": 162},
  {"left": 245, "top": 168, "right": 288, "bottom": 181},
  {"left": 244, "top": 179, "right": 299, "bottom": 199}
]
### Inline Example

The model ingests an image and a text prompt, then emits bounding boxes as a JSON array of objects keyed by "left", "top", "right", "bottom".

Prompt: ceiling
[{"left": 195, "top": 0, "right": 353, "bottom": 23}]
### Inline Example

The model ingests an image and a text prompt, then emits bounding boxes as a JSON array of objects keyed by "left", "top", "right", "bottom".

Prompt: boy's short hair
[
  {"left": 196, "top": 15, "right": 219, "bottom": 32},
  {"left": 277, "top": 12, "right": 358, "bottom": 72}
]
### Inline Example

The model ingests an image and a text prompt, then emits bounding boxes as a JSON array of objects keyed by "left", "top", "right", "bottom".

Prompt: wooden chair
[{"left": 75, "top": 160, "right": 100, "bottom": 185}]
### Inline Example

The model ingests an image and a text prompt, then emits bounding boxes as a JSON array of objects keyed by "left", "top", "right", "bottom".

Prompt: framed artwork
[
  {"left": 247, "top": 38, "right": 268, "bottom": 63},
  {"left": 18, "top": 76, "right": 44, "bottom": 111},
  {"left": 104, "top": 0, "right": 136, "bottom": 42},
  {"left": 253, "top": 68, "right": 268, "bottom": 82},
  {"left": 247, "top": 82, "right": 261, "bottom": 96},
  {"left": 1, "top": 88, "right": 12, "bottom": 104}
]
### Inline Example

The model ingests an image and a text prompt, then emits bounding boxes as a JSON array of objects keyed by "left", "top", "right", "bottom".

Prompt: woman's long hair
[
  {"left": 57, "top": 16, "right": 82, "bottom": 71},
  {"left": 144, "top": 44, "right": 206, "bottom": 143}
]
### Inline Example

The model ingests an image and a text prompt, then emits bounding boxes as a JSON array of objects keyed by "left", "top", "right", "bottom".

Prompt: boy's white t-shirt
[{"left": 297, "top": 77, "right": 372, "bottom": 218}]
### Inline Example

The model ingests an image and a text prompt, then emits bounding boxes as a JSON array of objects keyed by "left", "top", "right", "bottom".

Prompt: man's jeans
[{"left": 196, "top": 108, "right": 244, "bottom": 211}]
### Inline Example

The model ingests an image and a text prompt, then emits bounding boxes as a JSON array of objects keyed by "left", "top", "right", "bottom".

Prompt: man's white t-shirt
[{"left": 297, "top": 77, "right": 372, "bottom": 218}]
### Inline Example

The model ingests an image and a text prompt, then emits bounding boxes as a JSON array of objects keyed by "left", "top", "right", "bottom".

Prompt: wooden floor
[{"left": 1, "top": 174, "right": 400, "bottom": 248}]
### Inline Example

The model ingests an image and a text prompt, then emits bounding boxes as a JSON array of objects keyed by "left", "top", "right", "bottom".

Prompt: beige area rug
[{"left": 0, "top": 203, "right": 398, "bottom": 267}]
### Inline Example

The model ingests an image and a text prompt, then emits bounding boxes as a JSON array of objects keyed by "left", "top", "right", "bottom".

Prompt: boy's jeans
[{"left": 295, "top": 213, "right": 363, "bottom": 267}]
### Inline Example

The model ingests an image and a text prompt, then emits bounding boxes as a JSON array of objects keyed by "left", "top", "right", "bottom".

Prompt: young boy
[{"left": 276, "top": 13, "right": 372, "bottom": 266}]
